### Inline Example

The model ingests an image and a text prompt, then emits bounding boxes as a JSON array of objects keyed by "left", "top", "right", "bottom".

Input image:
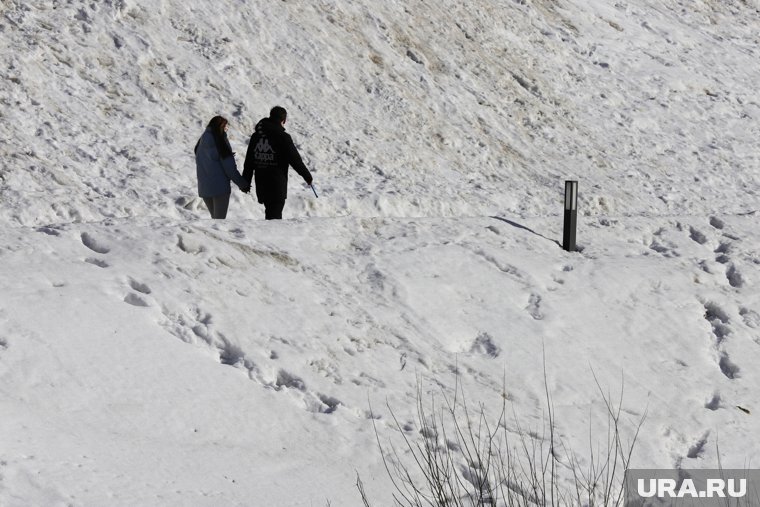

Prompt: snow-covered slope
[
  {"left": 1, "top": 0, "right": 759, "bottom": 505},
  {"left": 2, "top": 0, "right": 758, "bottom": 225}
]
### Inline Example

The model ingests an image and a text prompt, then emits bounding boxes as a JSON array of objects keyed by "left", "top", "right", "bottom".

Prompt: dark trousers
[
  {"left": 264, "top": 199, "right": 285, "bottom": 220},
  {"left": 203, "top": 194, "right": 230, "bottom": 219}
]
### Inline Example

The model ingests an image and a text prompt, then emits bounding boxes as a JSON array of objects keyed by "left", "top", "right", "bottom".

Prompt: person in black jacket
[{"left": 243, "top": 106, "right": 313, "bottom": 220}]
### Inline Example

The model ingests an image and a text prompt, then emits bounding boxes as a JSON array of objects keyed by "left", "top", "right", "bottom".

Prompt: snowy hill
[
  {"left": 2, "top": 0, "right": 758, "bottom": 224},
  {"left": 1, "top": 0, "right": 759, "bottom": 505}
]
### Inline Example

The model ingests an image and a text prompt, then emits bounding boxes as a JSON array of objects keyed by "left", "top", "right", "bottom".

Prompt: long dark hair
[{"left": 195, "top": 115, "right": 233, "bottom": 159}]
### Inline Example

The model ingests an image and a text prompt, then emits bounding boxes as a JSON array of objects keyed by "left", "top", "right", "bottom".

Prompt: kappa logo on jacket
[
  {"left": 255, "top": 137, "right": 274, "bottom": 153},
  {"left": 254, "top": 136, "right": 276, "bottom": 163}
]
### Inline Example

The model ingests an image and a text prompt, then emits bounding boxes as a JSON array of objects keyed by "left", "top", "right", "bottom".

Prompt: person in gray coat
[{"left": 194, "top": 116, "right": 250, "bottom": 219}]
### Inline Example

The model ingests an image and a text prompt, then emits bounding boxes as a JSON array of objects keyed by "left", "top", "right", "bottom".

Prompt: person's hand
[{"left": 306, "top": 180, "right": 318, "bottom": 198}]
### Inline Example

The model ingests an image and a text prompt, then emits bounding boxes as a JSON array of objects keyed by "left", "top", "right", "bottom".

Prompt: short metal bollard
[{"left": 563, "top": 180, "right": 578, "bottom": 252}]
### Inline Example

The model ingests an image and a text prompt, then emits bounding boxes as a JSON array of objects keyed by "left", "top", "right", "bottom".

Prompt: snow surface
[{"left": 1, "top": 0, "right": 759, "bottom": 505}]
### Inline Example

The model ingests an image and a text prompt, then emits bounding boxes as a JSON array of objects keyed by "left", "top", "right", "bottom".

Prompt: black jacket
[{"left": 243, "top": 118, "right": 312, "bottom": 204}]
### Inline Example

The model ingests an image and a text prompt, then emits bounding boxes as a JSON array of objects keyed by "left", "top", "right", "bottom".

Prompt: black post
[{"left": 562, "top": 180, "right": 578, "bottom": 252}]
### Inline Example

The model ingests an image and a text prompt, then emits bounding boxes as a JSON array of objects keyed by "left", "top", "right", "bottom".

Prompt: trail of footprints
[
  {"left": 697, "top": 217, "right": 753, "bottom": 385},
  {"left": 649, "top": 217, "right": 747, "bottom": 290},
  {"left": 648, "top": 217, "right": 758, "bottom": 466},
  {"left": 159, "top": 306, "right": 348, "bottom": 415},
  {"left": 78, "top": 230, "right": 153, "bottom": 307},
  {"left": 170, "top": 235, "right": 349, "bottom": 415},
  {"left": 687, "top": 217, "right": 759, "bottom": 467},
  {"left": 69, "top": 218, "right": 759, "bottom": 440},
  {"left": 71, "top": 227, "right": 349, "bottom": 416},
  {"left": 124, "top": 278, "right": 151, "bottom": 307},
  {"left": 649, "top": 217, "right": 754, "bottom": 386},
  {"left": 696, "top": 217, "right": 745, "bottom": 288}
]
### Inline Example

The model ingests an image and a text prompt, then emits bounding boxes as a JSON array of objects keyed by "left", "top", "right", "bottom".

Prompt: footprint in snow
[
  {"left": 216, "top": 337, "right": 258, "bottom": 381},
  {"left": 702, "top": 301, "right": 740, "bottom": 379},
  {"left": 726, "top": 264, "right": 744, "bottom": 288},
  {"left": 276, "top": 370, "right": 306, "bottom": 391},
  {"left": 686, "top": 432, "right": 710, "bottom": 459},
  {"left": 649, "top": 239, "right": 679, "bottom": 258},
  {"left": 80, "top": 232, "right": 110, "bottom": 254},
  {"left": 703, "top": 301, "right": 731, "bottom": 345},
  {"left": 704, "top": 392, "right": 722, "bottom": 411},
  {"left": 526, "top": 293, "right": 544, "bottom": 320},
  {"left": 704, "top": 301, "right": 730, "bottom": 324},
  {"left": 85, "top": 257, "right": 109, "bottom": 268},
  {"left": 316, "top": 394, "right": 342, "bottom": 414},
  {"left": 128, "top": 278, "right": 151, "bottom": 295},
  {"left": 470, "top": 332, "right": 500, "bottom": 358},
  {"left": 689, "top": 226, "right": 709, "bottom": 245},
  {"left": 719, "top": 353, "right": 740, "bottom": 380},
  {"left": 714, "top": 242, "right": 731, "bottom": 264},
  {"left": 36, "top": 226, "right": 61, "bottom": 236},
  {"left": 709, "top": 217, "right": 725, "bottom": 230},
  {"left": 124, "top": 293, "right": 150, "bottom": 307},
  {"left": 302, "top": 393, "right": 340, "bottom": 414},
  {"left": 217, "top": 339, "right": 245, "bottom": 366}
]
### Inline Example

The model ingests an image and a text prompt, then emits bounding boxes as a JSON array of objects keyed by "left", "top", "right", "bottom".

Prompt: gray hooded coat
[{"left": 195, "top": 128, "right": 247, "bottom": 198}]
